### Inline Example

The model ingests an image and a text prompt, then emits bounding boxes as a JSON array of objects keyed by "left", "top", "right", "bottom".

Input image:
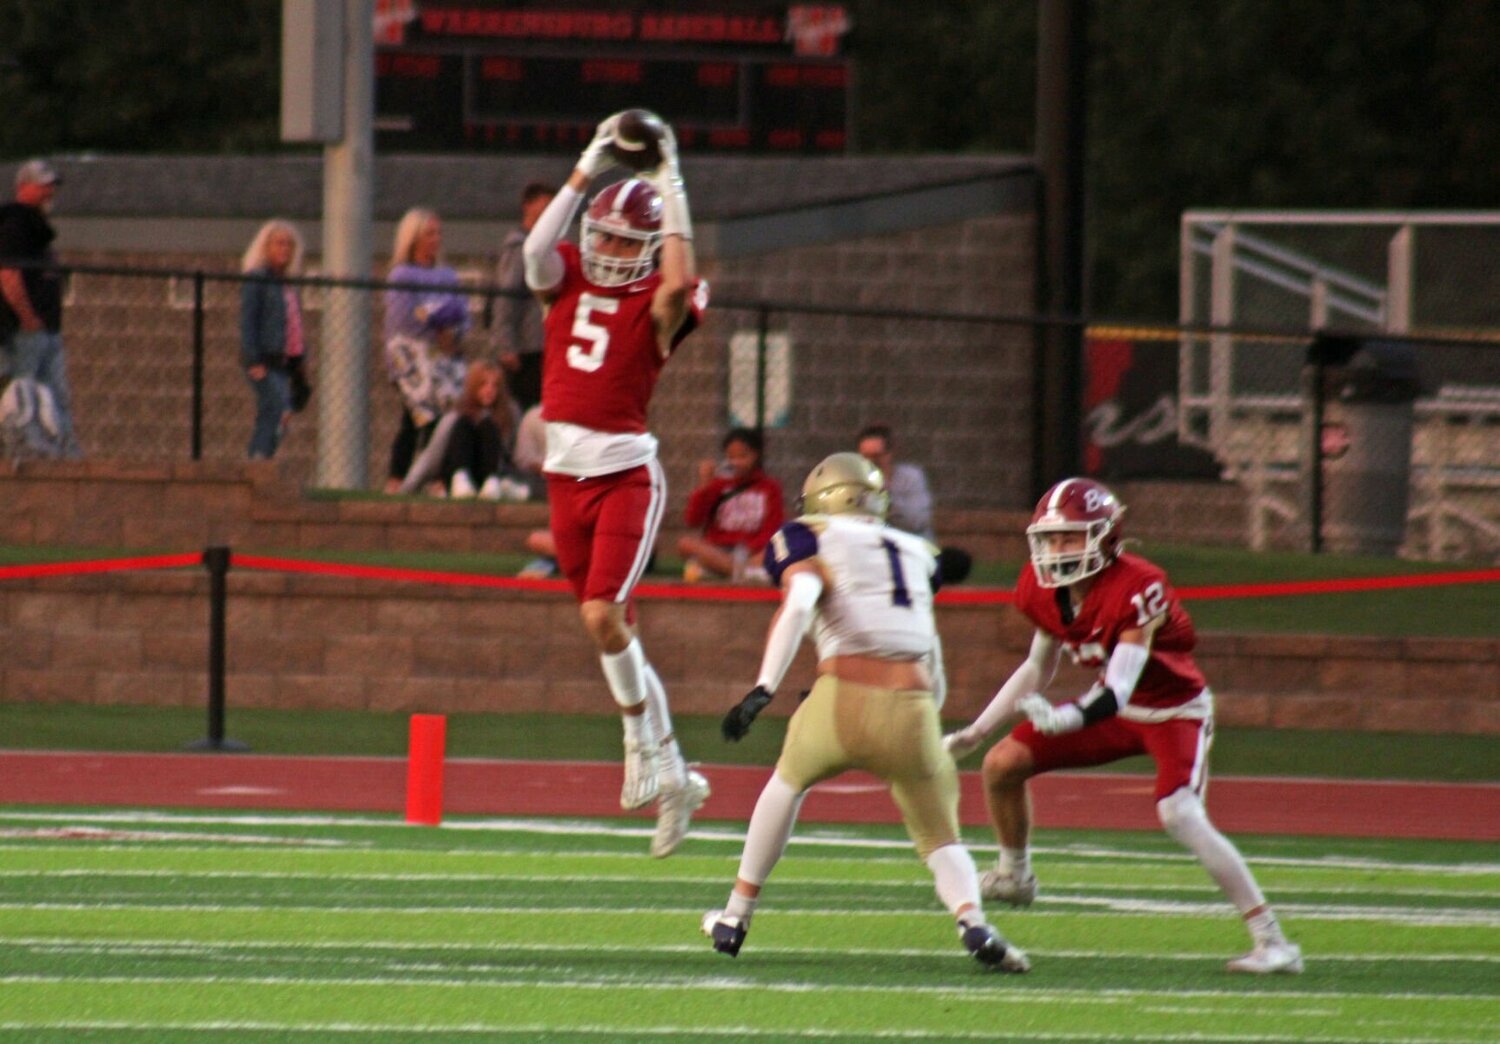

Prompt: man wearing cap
[{"left": 1, "top": 159, "right": 80, "bottom": 456}]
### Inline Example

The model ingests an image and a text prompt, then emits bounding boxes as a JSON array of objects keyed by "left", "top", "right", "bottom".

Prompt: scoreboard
[{"left": 374, "top": 2, "right": 853, "bottom": 153}]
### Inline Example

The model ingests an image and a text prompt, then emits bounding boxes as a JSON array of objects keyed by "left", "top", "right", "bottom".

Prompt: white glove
[
  {"left": 654, "top": 121, "right": 681, "bottom": 180},
  {"left": 942, "top": 726, "right": 986, "bottom": 760},
  {"left": 576, "top": 112, "right": 623, "bottom": 180},
  {"left": 1018, "top": 693, "right": 1084, "bottom": 736}
]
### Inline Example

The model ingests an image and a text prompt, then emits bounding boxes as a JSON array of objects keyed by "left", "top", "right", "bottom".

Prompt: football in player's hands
[{"left": 608, "top": 109, "right": 667, "bottom": 172}]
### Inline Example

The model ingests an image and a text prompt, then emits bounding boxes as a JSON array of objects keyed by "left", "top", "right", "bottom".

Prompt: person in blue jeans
[
  {"left": 238, "top": 219, "right": 307, "bottom": 459},
  {"left": 0, "top": 159, "right": 80, "bottom": 458}
]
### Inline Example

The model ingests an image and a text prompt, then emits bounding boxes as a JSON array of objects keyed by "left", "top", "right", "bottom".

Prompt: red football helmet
[
  {"left": 1026, "top": 478, "right": 1126, "bottom": 587},
  {"left": 581, "top": 178, "right": 662, "bottom": 287}
]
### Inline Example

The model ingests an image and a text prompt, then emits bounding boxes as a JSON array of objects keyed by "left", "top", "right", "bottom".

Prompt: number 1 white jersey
[{"left": 764, "top": 514, "right": 940, "bottom": 661}]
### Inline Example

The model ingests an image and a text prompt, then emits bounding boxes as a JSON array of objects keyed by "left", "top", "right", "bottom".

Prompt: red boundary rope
[
  {"left": 3, "top": 552, "right": 1497, "bottom": 603},
  {"left": 0, "top": 552, "right": 202, "bottom": 581}
]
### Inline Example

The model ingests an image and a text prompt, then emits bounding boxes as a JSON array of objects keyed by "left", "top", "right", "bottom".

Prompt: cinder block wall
[
  {"left": 3, "top": 567, "right": 1496, "bottom": 734},
  {"left": 6, "top": 467, "right": 1494, "bottom": 733}
]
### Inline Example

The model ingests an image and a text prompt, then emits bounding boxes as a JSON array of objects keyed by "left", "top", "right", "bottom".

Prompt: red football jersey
[
  {"left": 540, "top": 242, "right": 705, "bottom": 434},
  {"left": 1016, "top": 551, "right": 1206, "bottom": 710}
]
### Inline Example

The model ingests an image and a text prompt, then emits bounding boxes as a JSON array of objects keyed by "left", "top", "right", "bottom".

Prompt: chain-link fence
[{"left": 5, "top": 258, "right": 1499, "bottom": 563}]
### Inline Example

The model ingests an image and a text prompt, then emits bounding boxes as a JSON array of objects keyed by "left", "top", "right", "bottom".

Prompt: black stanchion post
[{"left": 187, "top": 545, "right": 249, "bottom": 752}]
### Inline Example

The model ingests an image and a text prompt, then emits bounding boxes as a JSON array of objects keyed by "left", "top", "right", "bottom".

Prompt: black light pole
[{"left": 1031, "top": 0, "right": 1089, "bottom": 499}]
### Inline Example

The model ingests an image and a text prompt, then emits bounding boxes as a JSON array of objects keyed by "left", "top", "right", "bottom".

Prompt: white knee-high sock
[
  {"left": 926, "top": 843, "right": 985, "bottom": 926},
  {"left": 736, "top": 773, "right": 806, "bottom": 887},
  {"left": 1158, "top": 789, "right": 1266, "bottom": 915},
  {"left": 601, "top": 640, "right": 657, "bottom": 747},
  {"left": 643, "top": 664, "right": 686, "bottom": 787}
]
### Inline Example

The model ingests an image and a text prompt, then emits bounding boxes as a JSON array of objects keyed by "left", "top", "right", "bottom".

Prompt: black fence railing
[{"left": 3, "top": 258, "right": 1498, "bottom": 562}]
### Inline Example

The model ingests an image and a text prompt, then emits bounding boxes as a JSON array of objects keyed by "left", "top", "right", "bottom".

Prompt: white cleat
[
  {"left": 979, "top": 869, "right": 1039, "bottom": 908},
  {"left": 651, "top": 770, "right": 710, "bottom": 858},
  {"left": 620, "top": 741, "right": 661, "bottom": 811},
  {"left": 1227, "top": 940, "right": 1304, "bottom": 974}
]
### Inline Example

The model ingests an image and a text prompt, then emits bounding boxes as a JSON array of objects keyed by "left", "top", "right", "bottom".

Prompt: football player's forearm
[
  {"left": 522, "top": 185, "right": 580, "bottom": 292},
  {"left": 754, "top": 571, "right": 822, "bottom": 693}
]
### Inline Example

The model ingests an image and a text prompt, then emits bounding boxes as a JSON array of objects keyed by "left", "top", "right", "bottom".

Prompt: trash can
[{"left": 1310, "top": 337, "right": 1421, "bottom": 555}]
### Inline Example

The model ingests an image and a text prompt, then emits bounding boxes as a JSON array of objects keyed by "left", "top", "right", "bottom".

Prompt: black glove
[{"left": 722, "top": 685, "right": 773, "bottom": 741}]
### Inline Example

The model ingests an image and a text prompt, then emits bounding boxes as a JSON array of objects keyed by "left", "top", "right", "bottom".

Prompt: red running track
[{"left": 1, "top": 751, "right": 1496, "bottom": 841}]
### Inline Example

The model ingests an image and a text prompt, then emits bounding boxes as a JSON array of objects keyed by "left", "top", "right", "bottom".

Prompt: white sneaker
[
  {"left": 516, "top": 556, "right": 557, "bottom": 579},
  {"left": 651, "top": 769, "right": 710, "bottom": 858},
  {"left": 1227, "top": 940, "right": 1304, "bottom": 974},
  {"left": 478, "top": 475, "right": 503, "bottom": 500},
  {"left": 620, "top": 741, "right": 661, "bottom": 811},
  {"left": 497, "top": 477, "right": 531, "bottom": 501},
  {"left": 979, "top": 868, "right": 1039, "bottom": 907},
  {"left": 449, "top": 471, "right": 477, "bottom": 499}
]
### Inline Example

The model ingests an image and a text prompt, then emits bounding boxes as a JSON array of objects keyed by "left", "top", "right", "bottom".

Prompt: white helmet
[{"left": 580, "top": 178, "right": 662, "bottom": 287}]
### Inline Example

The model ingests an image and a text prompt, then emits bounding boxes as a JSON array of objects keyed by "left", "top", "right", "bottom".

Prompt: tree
[{"left": 0, "top": 0, "right": 281, "bottom": 155}]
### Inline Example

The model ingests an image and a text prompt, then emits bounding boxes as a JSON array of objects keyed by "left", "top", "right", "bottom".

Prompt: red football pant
[
  {"left": 546, "top": 460, "right": 666, "bottom": 608},
  {"left": 1011, "top": 713, "right": 1213, "bottom": 802}
]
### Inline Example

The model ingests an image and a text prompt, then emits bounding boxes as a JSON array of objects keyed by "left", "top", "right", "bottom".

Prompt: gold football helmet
[{"left": 800, "top": 452, "right": 889, "bottom": 518}]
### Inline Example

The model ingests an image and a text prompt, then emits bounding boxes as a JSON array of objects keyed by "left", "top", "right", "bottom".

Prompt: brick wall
[
  {"left": 3, "top": 466, "right": 1497, "bottom": 733},
  {"left": 3, "top": 562, "right": 1496, "bottom": 734}
]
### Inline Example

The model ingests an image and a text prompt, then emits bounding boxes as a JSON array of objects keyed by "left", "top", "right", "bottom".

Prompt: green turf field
[{"left": 0, "top": 807, "right": 1494, "bottom": 1042}]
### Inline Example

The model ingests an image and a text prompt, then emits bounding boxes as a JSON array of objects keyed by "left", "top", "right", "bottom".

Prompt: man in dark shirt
[{"left": 0, "top": 159, "right": 80, "bottom": 456}]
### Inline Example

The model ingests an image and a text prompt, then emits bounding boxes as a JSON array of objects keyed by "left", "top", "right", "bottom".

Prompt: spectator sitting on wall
[
  {"left": 677, "top": 427, "right": 784, "bottom": 583},
  {"left": 857, "top": 422, "right": 972, "bottom": 584},
  {"left": 442, "top": 360, "right": 531, "bottom": 501}
]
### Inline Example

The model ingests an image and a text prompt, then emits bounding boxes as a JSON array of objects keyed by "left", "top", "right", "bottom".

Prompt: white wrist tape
[
  {"left": 1104, "top": 641, "right": 1150, "bottom": 707},
  {"left": 755, "top": 571, "right": 823, "bottom": 693},
  {"left": 523, "top": 184, "right": 581, "bottom": 291},
  {"left": 657, "top": 176, "right": 693, "bottom": 240}
]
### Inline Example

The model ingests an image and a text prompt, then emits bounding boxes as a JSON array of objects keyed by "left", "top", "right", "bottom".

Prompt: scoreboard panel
[{"left": 374, "top": 2, "right": 852, "bottom": 153}]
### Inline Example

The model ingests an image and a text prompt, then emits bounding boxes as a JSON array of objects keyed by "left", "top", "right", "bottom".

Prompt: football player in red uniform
[
  {"left": 945, "top": 478, "right": 1303, "bottom": 974},
  {"left": 522, "top": 111, "right": 710, "bottom": 857}
]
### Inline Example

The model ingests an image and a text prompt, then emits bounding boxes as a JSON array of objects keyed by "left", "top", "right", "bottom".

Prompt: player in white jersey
[{"left": 702, "top": 453, "right": 1029, "bottom": 972}]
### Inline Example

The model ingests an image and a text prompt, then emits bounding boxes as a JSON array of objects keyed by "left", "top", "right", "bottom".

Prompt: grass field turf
[{"left": 0, "top": 808, "right": 1495, "bottom": 1042}]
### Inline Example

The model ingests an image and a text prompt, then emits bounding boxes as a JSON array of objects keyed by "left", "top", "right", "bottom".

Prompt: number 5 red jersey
[{"left": 540, "top": 242, "right": 707, "bottom": 435}]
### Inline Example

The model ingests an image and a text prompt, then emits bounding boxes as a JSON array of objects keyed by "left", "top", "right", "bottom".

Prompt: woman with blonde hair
[
  {"left": 239, "top": 219, "right": 307, "bottom": 458},
  {"left": 382, "top": 207, "right": 470, "bottom": 492}
]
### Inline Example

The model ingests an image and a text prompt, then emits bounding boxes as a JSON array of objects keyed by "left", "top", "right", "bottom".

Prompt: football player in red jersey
[
  {"left": 944, "top": 478, "right": 1303, "bottom": 974},
  {"left": 521, "top": 112, "right": 710, "bottom": 857}
]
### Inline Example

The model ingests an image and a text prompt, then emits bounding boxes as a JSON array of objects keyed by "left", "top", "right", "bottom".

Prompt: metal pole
[
  {"left": 318, "top": 0, "right": 375, "bottom": 488},
  {"left": 1306, "top": 360, "right": 1325, "bottom": 554},
  {"left": 1032, "top": 0, "right": 1088, "bottom": 494},
  {"left": 191, "top": 270, "right": 205, "bottom": 460},
  {"left": 187, "top": 546, "right": 248, "bottom": 752},
  {"left": 755, "top": 304, "right": 769, "bottom": 431}
]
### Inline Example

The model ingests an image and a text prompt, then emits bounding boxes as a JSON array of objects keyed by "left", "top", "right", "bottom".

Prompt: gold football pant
[{"left": 775, "top": 674, "right": 960, "bottom": 859}]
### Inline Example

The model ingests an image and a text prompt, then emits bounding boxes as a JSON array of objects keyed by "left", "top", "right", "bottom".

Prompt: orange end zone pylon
[{"left": 405, "top": 713, "right": 447, "bottom": 826}]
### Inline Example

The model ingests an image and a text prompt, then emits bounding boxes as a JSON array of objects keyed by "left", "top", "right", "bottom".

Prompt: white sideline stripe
[
  {"left": 8, "top": 936, "right": 1500, "bottom": 965},
  {"left": 3, "top": 898, "right": 1496, "bottom": 928},
  {"left": 0, "top": 972, "right": 1487, "bottom": 1006},
  {"left": 0, "top": 1026, "right": 1465, "bottom": 1044},
  {"left": 4, "top": 867, "right": 1495, "bottom": 901},
  {"left": 0, "top": 808, "right": 1495, "bottom": 875}
]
